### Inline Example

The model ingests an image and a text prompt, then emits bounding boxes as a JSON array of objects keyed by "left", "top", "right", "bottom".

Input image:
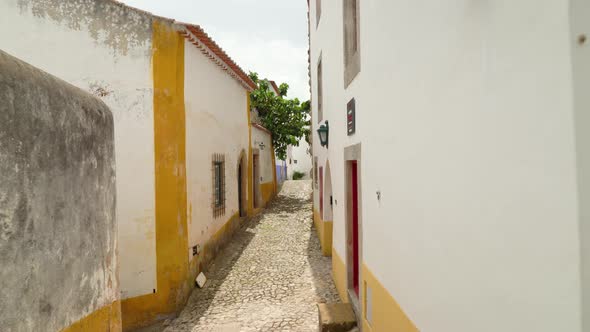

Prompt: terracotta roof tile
[
  {"left": 109, "top": 1, "right": 256, "bottom": 91},
  {"left": 269, "top": 80, "right": 280, "bottom": 95},
  {"left": 181, "top": 24, "right": 257, "bottom": 91}
]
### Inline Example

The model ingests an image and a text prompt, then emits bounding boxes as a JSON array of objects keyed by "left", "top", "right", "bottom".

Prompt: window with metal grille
[{"left": 212, "top": 154, "right": 226, "bottom": 217}]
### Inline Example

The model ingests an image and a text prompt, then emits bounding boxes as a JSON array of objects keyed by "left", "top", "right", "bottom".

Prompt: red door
[
  {"left": 319, "top": 167, "right": 324, "bottom": 216},
  {"left": 351, "top": 161, "right": 359, "bottom": 296}
]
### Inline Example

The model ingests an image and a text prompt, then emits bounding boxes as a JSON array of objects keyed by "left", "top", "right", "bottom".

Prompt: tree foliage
[{"left": 248, "top": 72, "right": 311, "bottom": 161}]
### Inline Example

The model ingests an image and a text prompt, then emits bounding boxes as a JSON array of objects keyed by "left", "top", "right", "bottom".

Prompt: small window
[
  {"left": 343, "top": 0, "right": 361, "bottom": 87},
  {"left": 316, "top": 0, "right": 322, "bottom": 28},
  {"left": 314, "top": 157, "right": 319, "bottom": 188},
  {"left": 317, "top": 56, "right": 323, "bottom": 123},
  {"left": 289, "top": 159, "right": 292, "bottom": 164},
  {"left": 294, "top": 160, "right": 298, "bottom": 164},
  {"left": 212, "top": 154, "right": 225, "bottom": 217}
]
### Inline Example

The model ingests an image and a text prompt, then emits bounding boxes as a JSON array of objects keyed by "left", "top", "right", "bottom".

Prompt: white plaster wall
[
  {"left": 184, "top": 39, "right": 249, "bottom": 253},
  {"left": 251, "top": 126, "right": 274, "bottom": 184},
  {"left": 310, "top": 0, "right": 583, "bottom": 331},
  {"left": 287, "top": 139, "right": 312, "bottom": 180},
  {"left": 0, "top": 0, "right": 157, "bottom": 299},
  {"left": 570, "top": 0, "right": 590, "bottom": 329}
]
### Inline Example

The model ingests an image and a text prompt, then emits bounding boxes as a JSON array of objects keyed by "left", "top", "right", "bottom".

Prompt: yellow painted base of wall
[
  {"left": 122, "top": 212, "right": 244, "bottom": 331},
  {"left": 260, "top": 181, "right": 276, "bottom": 205},
  {"left": 61, "top": 301, "right": 121, "bottom": 332},
  {"left": 332, "top": 248, "right": 348, "bottom": 303},
  {"left": 361, "top": 264, "right": 418, "bottom": 332},
  {"left": 332, "top": 249, "right": 418, "bottom": 331},
  {"left": 122, "top": 20, "right": 189, "bottom": 331},
  {"left": 313, "top": 209, "right": 332, "bottom": 256},
  {"left": 191, "top": 212, "right": 241, "bottom": 274}
]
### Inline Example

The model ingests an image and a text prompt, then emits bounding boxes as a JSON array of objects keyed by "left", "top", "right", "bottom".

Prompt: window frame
[
  {"left": 343, "top": 0, "right": 361, "bottom": 87},
  {"left": 212, "top": 153, "right": 226, "bottom": 217},
  {"left": 314, "top": 157, "right": 319, "bottom": 188},
  {"left": 317, "top": 55, "right": 323, "bottom": 123},
  {"left": 316, "top": 0, "right": 322, "bottom": 28}
]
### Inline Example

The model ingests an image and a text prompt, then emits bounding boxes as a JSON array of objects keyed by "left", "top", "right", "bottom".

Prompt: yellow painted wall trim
[
  {"left": 188, "top": 211, "right": 241, "bottom": 280},
  {"left": 61, "top": 301, "right": 121, "bottom": 332},
  {"left": 323, "top": 221, "right": 333, "bottom": 256},
  {"left": 361, "top": 264, "right": 418, "bottom": 332},
  {"left": 312, "top": 209, "right": 332, "bottom": 256},
  {"left": 246, "top": 91, "right": 254, "bottom": 216},
  {"left": 331, "top": 248, "right": 348, "bottom": 303},
  {"left": 260, "top": 181, "right": 275, "bottom": 205},
  {"left": 122, "top": 20, "right": 189, "bottom": 331}
]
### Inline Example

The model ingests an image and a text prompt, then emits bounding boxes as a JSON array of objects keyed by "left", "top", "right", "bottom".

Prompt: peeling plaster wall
[
  {"left": 184, "top": 38, "right": 250, "bottom": 255},
  {"left": 0, "top": 50, "right": 117, "bottom": 331},
  {"left": 0, "top": 0, "right": 157, "bottom": 299}
]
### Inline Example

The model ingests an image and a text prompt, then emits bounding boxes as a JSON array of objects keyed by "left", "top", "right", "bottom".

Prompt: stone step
[{"left": 317, "top": 303, "right": 358, "bottom": 332}]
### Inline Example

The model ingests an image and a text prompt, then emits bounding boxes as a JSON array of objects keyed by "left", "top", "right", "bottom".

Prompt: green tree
[{"left": 248, "top": 72, "right": 311, "bottom": 161}]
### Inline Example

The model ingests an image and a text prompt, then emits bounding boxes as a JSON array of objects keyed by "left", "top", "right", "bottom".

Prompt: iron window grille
[{"left": 212, "top": 153, "right": 226, "bottom": 218}]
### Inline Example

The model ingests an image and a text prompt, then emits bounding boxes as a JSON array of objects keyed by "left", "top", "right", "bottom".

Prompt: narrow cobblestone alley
[{"left": 162, "top": 180, "right": 340, "bottom": 332}]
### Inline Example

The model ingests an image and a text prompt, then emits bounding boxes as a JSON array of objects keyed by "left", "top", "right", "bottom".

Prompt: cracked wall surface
[
  {"left": 0, "top": 50, "right": 118, "bottom": 332},
  {"left": 0, "top": 0, "right": 159, "bottom": 300}
]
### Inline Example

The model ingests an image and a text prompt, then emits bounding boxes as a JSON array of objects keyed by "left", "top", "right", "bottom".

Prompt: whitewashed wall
[
  {"left": 184, "top": 39, "right": 249, "bottom": 254},
  {"left": 571, "top": 0, "right": 590, "bottom": 329},
  {"left": 310, "top": 0, "right": 583, "bottom": 331},
  {"left": 251, "top": 126, "right": 274, "bottom": 184},
  {"left": 287, "top": 140, "right": 312, "bottom": 179},
  {"left": 0, "top": 0, "right": 157, "bottom": 299}
]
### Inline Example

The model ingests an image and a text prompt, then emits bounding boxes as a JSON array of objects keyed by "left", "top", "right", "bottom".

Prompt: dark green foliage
[
  {"left": 292, "top": 171, "right": 305, "bottom": 180},
  {"left": 248, "top": 72, "right": 311, "bottom": 161}
]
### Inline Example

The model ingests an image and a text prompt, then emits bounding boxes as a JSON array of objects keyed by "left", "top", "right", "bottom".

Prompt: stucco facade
[
  {"left": 0, "top": 0, "right": 261, "bottom": 329},
  {"left": 251, "top": 124, "right": 277, "bottom": 207},
  {"left": 0, "top": 0, "right": 158, "bottom": 302},
  {"left": 309, "top": 1, "right": 589, "bottom": 331},
  {"left": 286, "top": 141, "right": 312, "bottom": 180},
  {"left": 0, "top": 50, "right": 118, "bottom": 332}
]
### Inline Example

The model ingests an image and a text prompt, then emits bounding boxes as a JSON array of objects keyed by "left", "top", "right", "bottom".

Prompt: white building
[
  {"left": 0, "top": 0, "right": 263, "bottom": 329},
  {"left": 309, "top": 1, "right": 590, "bottom": 332},
  {"left": 286, "top": 141, "right": 312, "bottom": 180}
]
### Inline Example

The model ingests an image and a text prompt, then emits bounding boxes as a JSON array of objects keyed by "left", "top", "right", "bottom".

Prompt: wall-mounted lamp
[{"left": 317, "top": 120, "right": 329, "bottom": 147}]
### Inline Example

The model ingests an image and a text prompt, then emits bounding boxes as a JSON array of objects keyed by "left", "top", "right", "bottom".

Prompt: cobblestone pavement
[{"left": 163, "top": 180, "right": 340, "bottom": 332}]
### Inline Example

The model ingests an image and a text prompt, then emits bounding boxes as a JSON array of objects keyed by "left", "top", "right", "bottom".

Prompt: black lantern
[{"left": 317, "top": 120, "right": 329, "bottom": 147}]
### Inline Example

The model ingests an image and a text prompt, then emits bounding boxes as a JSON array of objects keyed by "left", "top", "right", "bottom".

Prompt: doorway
[
  {"left": 253, "top": 152, "right": 261, "bottom": 208},
  {"left": 319, "top": 166, "right": 324, "bottom": 216},
  {"left": 323, "top": 161, "right": 333, "bottom": 222},
  {"left": 238, "top": 153, "right": 246, "bottom": 217},
  {"left": 347, "top": 160, "right": 360, "bottom": 297}
]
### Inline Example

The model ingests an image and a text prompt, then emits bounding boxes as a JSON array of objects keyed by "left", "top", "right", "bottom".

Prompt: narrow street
[{"left": 163, "top": 180, "right": 340, "bottom": 332}]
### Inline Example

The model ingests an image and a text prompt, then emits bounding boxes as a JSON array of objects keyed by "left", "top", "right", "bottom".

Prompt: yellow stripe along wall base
[
  {"left": 121, "top": 20, "right": 190, "bottom": 331},
  {"left": 313, "top": 208, "right": 332, "bottom": 256},
  {"left": 332, "top": 248, "right": 419, "bottom": 331},
  {"left": 60, "top": 301, "right": 121, "bottom": 332},
  {"left": 261, "top": 181, "right": 276, "bottom": 205}
]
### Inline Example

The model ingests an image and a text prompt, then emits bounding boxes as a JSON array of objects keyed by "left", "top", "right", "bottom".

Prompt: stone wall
[{"left": 0, "top": 50, "right": 119, "bottom": 331}]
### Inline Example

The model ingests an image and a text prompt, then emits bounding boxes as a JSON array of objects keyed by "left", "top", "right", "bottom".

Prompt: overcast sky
[{"left": 120, "top": 0, "right": 310, "bottom": 101}]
